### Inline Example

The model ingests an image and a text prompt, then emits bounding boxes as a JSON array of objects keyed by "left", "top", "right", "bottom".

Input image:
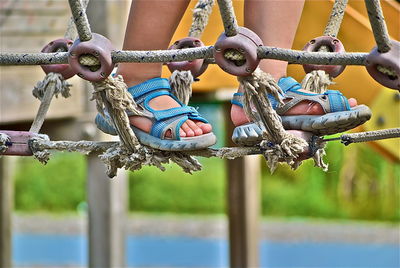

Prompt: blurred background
[{"left": 0, "top": 0, "right": 399, "bottom": 267}]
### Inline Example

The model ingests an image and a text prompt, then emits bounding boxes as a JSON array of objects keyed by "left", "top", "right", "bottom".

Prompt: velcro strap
[
  {"left": 152, "top": 106, "right": 198, "bottom": 121},
  {"left": 127, "top": 78, "right": 170, "bottom": 99},
  {"left": 278, "top": 76, "right": 302, "bottom": 93},
  {"left": 325, "top": 90, "right": 350, "bottom": 112}
]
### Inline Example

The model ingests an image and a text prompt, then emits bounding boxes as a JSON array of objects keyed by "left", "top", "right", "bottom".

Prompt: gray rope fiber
[
  {"left": 188, "top": 0, "right": 215, "bottom": 38},
  {"left": 64, "top": 0, "right": 89, "bottom": 40},
  {"left": 364, "top": 0, "right": 391, "bottom": 53},
  {"left": 216, "top": 0, "right": 239, "bottom": 37},
  {"left": 257, "top": 47, "right": 367, "bottom": 65},
  {"left": 340, "top": 128, "right": 400, "bottom": 145},
  {"left": 324, "top": 0, "right": 348, "bottom": 37},
  {"left": 0, "top": 47, "right": 369, "bottom": 66},
  {"left": 68, "top": 0, "right": 92, "bottom": 41},
  {"left": 29, "top": 139, "right": 262, "bottom": 159}
]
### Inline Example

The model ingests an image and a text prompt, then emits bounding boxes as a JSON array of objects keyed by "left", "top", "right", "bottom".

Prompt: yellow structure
[{"left": 162, "top": 0, "right": 400, "bottom": 161}]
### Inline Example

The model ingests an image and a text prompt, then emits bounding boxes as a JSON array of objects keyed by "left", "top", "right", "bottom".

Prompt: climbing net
[{"left": 0, "top": 0, "right": 399, "bottom": 177}]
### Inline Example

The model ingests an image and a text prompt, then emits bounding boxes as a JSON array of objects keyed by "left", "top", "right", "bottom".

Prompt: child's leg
[
  {"left": 117, "top": 0, "right": 211, "bottom": 137},
  {"left": 232, "top": 0, "right": 357, "bottom": 127}
]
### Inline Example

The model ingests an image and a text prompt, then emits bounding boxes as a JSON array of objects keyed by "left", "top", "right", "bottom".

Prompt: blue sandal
[
  {"left": 95, "top": 78, "right": 216, "bottom": 151},
  {"left": 232, "top": 77, "right": 372, "bottom": 145}
]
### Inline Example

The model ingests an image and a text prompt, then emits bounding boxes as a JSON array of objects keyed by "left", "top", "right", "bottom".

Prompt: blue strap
[
  {"left": 231, "top": 92, "right": 244, "bottom": 107},
  {"left": 325, "top": 90, "right": 351, "bottom": 112},
  {"left": 150, "top": 115, "right": 185, "bottom": 139},
  {"left": 152, "top": 106, "right": 198, "bottom": 121},
  {"left": 278, "top": 77, "right": 302, "bottom": 93},
  {"left": 127, "top": 78, "right": 170, "bottom": 99}
]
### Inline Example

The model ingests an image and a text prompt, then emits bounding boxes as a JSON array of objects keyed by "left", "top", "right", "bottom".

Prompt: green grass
[{"left": 14, "top": 153, "right": 86, "bottom": 212}]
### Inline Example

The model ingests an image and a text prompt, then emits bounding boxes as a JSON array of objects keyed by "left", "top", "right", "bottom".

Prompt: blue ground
[{"left": 13, "top": 233, "right": 400, "bottom": 267}]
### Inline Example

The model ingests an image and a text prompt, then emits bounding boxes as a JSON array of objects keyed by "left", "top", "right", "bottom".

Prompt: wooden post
[
  {"left": 0, "top": 157, "right": 16, "bottom": 268},
  {"left": 224, "top": 103, "right": 261, "bottom": 268},
  {"left": 84, "top": 1, "right": 129, "bottom": 267},
  {"left": 87, "top": 152, "right": 128, "bottom": 268}
]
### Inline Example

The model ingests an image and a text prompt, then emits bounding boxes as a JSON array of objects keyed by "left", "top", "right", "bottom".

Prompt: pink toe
[{"left": 348, "top": 98, "right": 357, "bottom": 107}]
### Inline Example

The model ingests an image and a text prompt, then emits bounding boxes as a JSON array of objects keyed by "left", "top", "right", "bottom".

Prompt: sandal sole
[{"left": 232, "top": 105, "right": 372, "bottom": 145}]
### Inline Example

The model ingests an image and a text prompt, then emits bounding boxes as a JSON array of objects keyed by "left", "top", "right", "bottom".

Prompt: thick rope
[
  {"left": 91, "top": 75, "right": 143, "bottom": 151},
  {"left": 64, "top": 0, "right": 89, "bottom": 40},
  {"left": 169, "top": 70, "right": 194, "bottom": 105},
  {"left": 0, "top": 133, "right": 11, "bottom": 154},
  {"left": 238, "top": 69, "right": 318, "bottom": 172},
  {"left": 68, "top": 0, "right": 92, "bottom": 41},
  {"left": 189, "top": 0, "right": 215, "bottom": 38},
  {"left": 364, "top": 0, "right": 391, "bottom": 53},
  {"left": 340, "top": 128, "right": 400, "bottom": 145},
  {"left": 257, "top": 47, "right": 367, "bottom": 65},
  {"left": 216, "top": 0, "right": 239, "bottom": 37},
  {"left": 0, "top": 48, "right": 368, "bottom": 66},
  {"left": 324, "top": 0, "right": 348, "bottom": 37},
  {"left": 30, "top": 73, "right": 72, "bottom": 133}
]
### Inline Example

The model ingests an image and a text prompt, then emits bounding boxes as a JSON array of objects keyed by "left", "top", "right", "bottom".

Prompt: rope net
[{"left": 0, "top": 0, "right": 398, "bottom": 177}]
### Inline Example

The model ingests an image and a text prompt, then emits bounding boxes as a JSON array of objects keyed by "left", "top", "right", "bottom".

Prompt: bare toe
[
  {"left": 348, "top": 98, "right": 357, "bottom": 107},
  {"left": 181, "top": 122, "right": 195, "bottom": 137},
  {"left": 195, "top": 122, "right": 212, "bottom": 134},
  {"left": 187, "top": 120, "right": 203, "bottom": 136}
]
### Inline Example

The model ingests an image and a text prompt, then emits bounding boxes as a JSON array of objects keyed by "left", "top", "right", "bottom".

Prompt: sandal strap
[
  {"left": 276, "top": 89, "right": 351, "bottom": 114},
  {"left": 128, "top": 78, "right": 171, "bottom": 104},
  {"left": 127, "top": 78, "right": 208, "bottom": 140},
  {"left": 231, "top": 92, "right": 244, "bottom": 107},
  {"left": 277, "top": 77, "right": 302, "bottom": 93},
  {"left": 150, "top": 115, "right": 188, "bottom": 140}
]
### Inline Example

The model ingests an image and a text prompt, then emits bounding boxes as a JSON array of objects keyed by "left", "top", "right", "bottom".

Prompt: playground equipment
[{"left": 0, "top": 0, "right": 399, "bottom": 177}]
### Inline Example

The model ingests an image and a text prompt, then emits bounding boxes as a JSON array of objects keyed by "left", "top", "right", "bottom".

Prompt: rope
[
  {"left": 0, "top": 133, "right": 11, "bottom": 154},
  {"left": 0, "top": 47, "right": 369, "bottom": 66},
  {"left": 364, "top": 0, "right": 391, "bottom": 53},
  {"left": 324, "top": 0, "right": 348, "bottom": 37},
  {"left": 64, "top": 0, "right": 89, "bottom": 40},
  {"left": 257, "top": 47, "right": 367, "bottom": 65},
  {"left": 30, "top": 73, "right": 72, "bottom": 133},
  {"left": 91, "top": 75, "right": 143, "bottom": 152},
  {"left": 216, "top": 0, "right": 239, "bottom": 37},
  {"left": 188, "top": 0, "right": 215, "bottom": 38},
  {"left": 301, "top": 70, "right": 334, "bottom": 93},
  {"left": 238, "top": 69, "right": 320, "bottom": 172},
  {"left": 169, "top": 70, "right": 194, "bottom": 105},
  {"left": 340, "top": 128, "right": 400, "bottom": 145},
  {"left": 68, "top": 0, "right": 92, "bottom": 42},
  {"left": 79, "top": 54, "right": 101, "bottom": 68}
]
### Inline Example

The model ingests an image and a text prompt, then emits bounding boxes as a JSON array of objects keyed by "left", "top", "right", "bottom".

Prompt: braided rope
[
  {"left": 364, "top": 0, "right": 391, "bottom": 53},
  {"left": 64, "top": 0, "right": 89, "bottom": 40},
  {"left": 257, "top": 47, "right": 367, "bottom": 65},
  {"left": 216, "top": 0, "right": 239, "bottom": 37},
  {"left": 324, "top": 0, "right": 348, "bottom": 37},
  {"left": 189, "top": 0, "right": 215, "bottom": 38},
  {"left": 340, "top": 128, "right": 400, "bottom": 145},
  {"left": 0, "top": 47, "right": 369, "bottom": 66},
  {"left": 68, "top": 0, "right": 92, "bottom": 41}
]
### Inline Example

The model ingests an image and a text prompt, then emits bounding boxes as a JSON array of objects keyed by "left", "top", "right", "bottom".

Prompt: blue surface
[{"left": 13, "top": 233, "right": 400, "bottom": 267}]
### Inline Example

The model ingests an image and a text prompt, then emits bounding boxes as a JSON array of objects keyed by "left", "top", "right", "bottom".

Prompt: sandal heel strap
[
  {"left": 127, "top": 78, "right": 170, "bottom": 99},
  {"left": 278, "top": 77, "right": 302, "bottom": 92}
]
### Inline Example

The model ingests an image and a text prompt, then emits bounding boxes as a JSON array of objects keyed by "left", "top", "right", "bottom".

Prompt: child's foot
[
  {"left": 95, "top": 77, "right": 216, "bottom": 151},
  {"left": 129, "top": 94, "right": 212, "bottom": 138},
  {"left": 230, "top": 76, "right": 371, "bottom": 145}
]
